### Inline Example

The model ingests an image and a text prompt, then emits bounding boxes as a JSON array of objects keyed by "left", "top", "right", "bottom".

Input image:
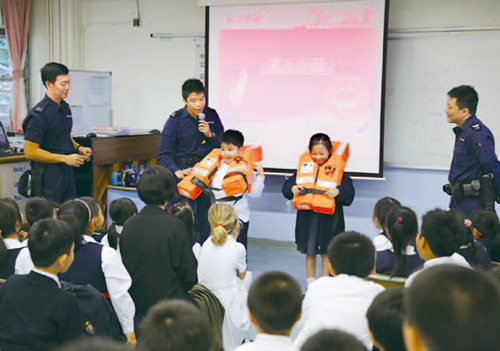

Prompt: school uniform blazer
[
  {"left": 282, "top": 172, "right": 355, "bottom": 252},
  {"left": 120, "top": 205, "right": 198, "bottom": 317}
]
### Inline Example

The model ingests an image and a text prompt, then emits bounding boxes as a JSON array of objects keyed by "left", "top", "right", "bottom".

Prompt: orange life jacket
[
  {"left": 293, "top": 141, "right": 349, "bottom": 215},
  {"left": 177, "top": 145, "right": 262, "bottom": 200}
]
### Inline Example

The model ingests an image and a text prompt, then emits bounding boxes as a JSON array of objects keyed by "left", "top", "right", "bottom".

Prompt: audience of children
[
  {"left": 0, "top": 202, "right": 26, "bottom": 279},
  {"left": 375, "top": 206, "right": 424, "bottom": 277},
  {"left": 372, "top": 197, "right": 401, "bottom": 251},
  {"left": 282, "top": 133, "right": 355, "bottom": 284},
  {"left": 294, "top": 231, "right": 385, "bottom": 350},
  {"left": 236, "top": 271, "right": 302, "bottom": 351},
  {"left": 300, "top": 329, "right": 368, "bottom": 351},
  {"left": 56, "top": 199, "right": 136, "bottom": 347},
  {"left": 0, "top": 218, "right": 82, "bottom": 350},
  {"left": 102, "top": 197, "right": 138, "bottom": 250},
  {"left": 406, "top": 208, "right": 471, "bottom": 286},
  {"left": 404, "top": 265, "right": 500, "bottom": 351},
  {"left": 470, "top": 208, "right": 500, "bottom": 262},
  {"left": 210, "top": 129, "right": 265, "bottom": 249},
  {"left": 366, "top": 287, "right": 406, "bottom": 351},
  {"left": 198, "top": 203, "right": 251, "bottom": 351}
]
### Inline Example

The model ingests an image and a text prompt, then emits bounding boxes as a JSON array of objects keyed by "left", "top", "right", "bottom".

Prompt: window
[{"left": 0, "top": 30, "right": 12, "bottom": 131}]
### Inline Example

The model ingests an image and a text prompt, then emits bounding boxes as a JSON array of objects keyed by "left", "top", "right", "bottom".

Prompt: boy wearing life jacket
[{"left": 209, "top": 130, "right": 265, "bottom": 249}]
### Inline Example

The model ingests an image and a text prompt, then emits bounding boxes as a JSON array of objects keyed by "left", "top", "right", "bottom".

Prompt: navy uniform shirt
[
  {"left": 158, "top": 106, "right": 224, "bottom": 174},
  {"left": 449, "top": 115, "right": 500, "bottom": 214},
  {"left": 22, "top": 94, "right": 74, "bottom": 156}
]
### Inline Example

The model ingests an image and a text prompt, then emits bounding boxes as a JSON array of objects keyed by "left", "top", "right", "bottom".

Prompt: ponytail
[
  {"left": 385, "top": 206, "right": 418, "bottom": 277},
  {"left": 107, "top": 223, "right": 119, "bottom": 250},
  {"left": 208, "top": 204, "right": 239, "bottom": 246}
]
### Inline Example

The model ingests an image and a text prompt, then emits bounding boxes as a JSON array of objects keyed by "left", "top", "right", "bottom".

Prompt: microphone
[{"left": 198, "top": 113, "right": 205, "bottom": 121}]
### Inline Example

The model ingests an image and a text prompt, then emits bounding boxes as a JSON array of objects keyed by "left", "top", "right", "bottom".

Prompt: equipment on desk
[{"left": 0, "top": 122, "right": 23, "bottom": 156}]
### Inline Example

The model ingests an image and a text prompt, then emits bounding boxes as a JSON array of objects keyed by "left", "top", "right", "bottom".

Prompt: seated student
[
  {"left": 0, "top": 218, "right": 82, "bottom": 350},
  {"left": 25, "top": 197, "right": 57, "bottom": 226},
  {"left": 300, "top": 329, "right": 368, "bottom": 351},
  {"left": 140, "top": 299, "right": 215, "bottom": 351},
  {"left": 405, "top": 209, "right": 471, "bottom": 287},
  {"left": 198, "top": 203, "right": 251, "bottom": 351},
  {"left": 403, "top": 265, "right": 500, "bottom": 351},
  {"left": 56, "top": 200, "right": 136, "bottom": 348},
  {"left": 372, "top": 197, "right": 401, "bottom": 251},
  {"left": 120, "top": 166, "right": 198, "bottom": 328},
  {"left": 102, "top": 198, "right": 137, "bottom": 251},
  {"left": 168, "top": 201, "right": 201, "bottom": 259},
  {"left": 376, "top": 206, "right": 424, "bottom": 277},
  {"left": 0, "top": 202, "right": 27, "bottom": 279},
  {"left": 470, "top": 209, "right": 500, "bottom": 262},
  {"left": 209, "top": 129, "right": 265, "bottom": 249},
  {"left": 236, "top": 271, "right": 302, "bottom": 351},
  {"left": 294, "top": 231, "right": 385, "bottom": 350},
  {"left": 367, "top": 288, "right": 406, "bottom": 351},
  {"left": 79, "top": 196, "right": 106, "bottom": 242},
  {"left": 0, "top": 198, "right": 27, "bottom": 242},
  {"left": 452, "top": 210, "right": 492, "bottom": 269}
]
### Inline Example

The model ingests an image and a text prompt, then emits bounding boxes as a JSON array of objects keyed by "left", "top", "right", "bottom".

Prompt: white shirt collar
[
  {"left": 32, "top": 268, "right": 61, "bottom": 288},
  {"left": 82, "top": 235, "right": 99, "bottom": 244},
  {"left": 3, "top": 238, "right": 27, "bottom": 250},
  {"left": 424, "top": 252, "right": 471, "bottom": 269}
]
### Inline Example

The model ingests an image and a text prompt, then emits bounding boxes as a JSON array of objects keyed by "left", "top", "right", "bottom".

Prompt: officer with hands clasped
[
  {"left": 443, "top": 85, "right": 500, "bottom": 216},
  {"left": 23, "top": 62, "right": 92, "bottom": 203}
]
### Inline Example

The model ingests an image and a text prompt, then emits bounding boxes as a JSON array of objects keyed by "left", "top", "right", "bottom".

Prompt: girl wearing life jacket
[{"left": 282, "top": 133, "right": 355, "bottom": 285}]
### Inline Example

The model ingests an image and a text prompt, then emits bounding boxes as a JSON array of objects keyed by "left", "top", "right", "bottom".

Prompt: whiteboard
[
  {"left": 40, "top": 70, "right": 112, "bottom": 136},
  {"left": 384, "top": 33, "right": 500, "bottom": 169}
]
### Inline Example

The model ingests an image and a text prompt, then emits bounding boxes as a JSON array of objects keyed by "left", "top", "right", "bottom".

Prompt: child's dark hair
[
  {"left": 25, "top": 197, "right": 57, "bottom": 226},
  {"left": 221, "top": 129, "right": 244, "bottom": 148},
  {"left": 182, "top": 78, "right": 205, "bottom": 100},
  {"left": 108, "top": 198, "right": 137, "bottom": 250},
  {"left": 55, "top": 336, "right": 129, "bottom": 351},
  {"left": 41, "top": 62, "right": 69, "bottom": 87},
  {"left": 0, "top": 198, "right": 22, "bottom": 225},
  {"left": 405, "top": 265, "right": 500, "bottom": 351},
  {"left": 451, "top": 209, "right": 487, "bottom": 269},
  {"left": 247, "top": 271, "right": 303, "bottom": 334},
  {"left": 301, "top": 329, "right": 368, "bottom": 351},
  {"left": 470, "top": 209, "right": 500, "bottom": 240},
  {"left": 385, "top": 206, "right": 418, "bottom": 276},
  {"left": 141, "top": 299, "right": 214, "bottom": 351},
  {"left": 373, "top": 197, "right": 401, "bottom": 230},
  {"left": 0, "top": 202, "right": 19, "bottom": 271},
  {"left": 57, "top": 200, "right": 92, "bottom": 248},
  {"left": 28, "top": 218, "right": 75, "bottom": 268},
  {"left": 328, "top": 231, "right": 375, "bottom": 278},
  {"left": 367, "top": 288, "right": 406, "bottom": 351},
  {"left": 309, "top": 133, "right": 332, "bottom": 153},
  {"left": 79, "top": 196, "right": 102, "bottom": 219},
  {"left": 420, "top": 209, "right": 465, "bottom": 257},
  {"left": 137, "top": 166, "right": 175, "bottom": 206},
  {"left": 168, "top": 202, "right": 194, "bottom": 236}
]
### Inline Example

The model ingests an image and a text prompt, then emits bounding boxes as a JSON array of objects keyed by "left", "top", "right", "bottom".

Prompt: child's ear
[
  {"left": 89, "top": 218, "right": 95, "bottom": 231},
  {"left": 403, "top": 320, "right": 428, "bottom": 351},
  {"left": 295, "top": 310, "right": 302, "bottom": 323},
  {"left": 249, "top": 312, "right": 258, "bottom": 327},
  {"left": 56, "top": 253, "right": 69, "bottom": 268},
  {"left": 370, "top": 265, "right": 376, "bottom": 275},
  {"left": 472, "top": 228, "right": 481, "bottom": 239},
  {"left": 329, "top": 263, "right": 335, "bottom": 275}
]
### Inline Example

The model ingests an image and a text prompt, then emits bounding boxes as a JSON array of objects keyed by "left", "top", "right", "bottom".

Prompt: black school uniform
[{"left": 0, "top": 271, "right": 82, "bottom": 351}]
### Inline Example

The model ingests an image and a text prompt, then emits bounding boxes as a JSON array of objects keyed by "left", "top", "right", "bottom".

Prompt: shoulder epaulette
[
  {"left": 471, "top": 123, "right": 482, "bottom": 131},
  {"left": 169, "top": 109, "right": 183, "bottom": 119}
]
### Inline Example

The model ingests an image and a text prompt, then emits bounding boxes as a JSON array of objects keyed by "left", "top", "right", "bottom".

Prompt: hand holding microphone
[{"left": 198, "top": 112, "right": 213, "bottom": 138}]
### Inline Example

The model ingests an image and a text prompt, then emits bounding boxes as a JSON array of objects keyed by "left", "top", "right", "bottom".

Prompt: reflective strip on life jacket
[
  {"left": 297, "top": 176, "right": 315, "bottom": 184},
  {"left": 317, "top": 179, "right": 337, "bottom": 188}
]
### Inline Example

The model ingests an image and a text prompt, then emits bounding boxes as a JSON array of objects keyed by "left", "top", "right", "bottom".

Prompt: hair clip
[
  {"left": 397, "top": 217, "right": 403, "bottom": 222},
  {"left": 464, "top": 219, "right": 472, "bottom": 228},
  {"left": 218, "top": 223, "right": 224, "bottom": 227}
]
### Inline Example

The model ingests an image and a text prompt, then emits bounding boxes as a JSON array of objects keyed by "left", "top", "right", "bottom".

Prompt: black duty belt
[{"left": 174, "top": 156, "right": 201, "bottom": 167}]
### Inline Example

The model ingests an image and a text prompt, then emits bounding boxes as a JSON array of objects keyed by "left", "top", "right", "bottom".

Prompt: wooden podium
[{"left": 74, "top": 133, "right": 161, "bottom": 215}]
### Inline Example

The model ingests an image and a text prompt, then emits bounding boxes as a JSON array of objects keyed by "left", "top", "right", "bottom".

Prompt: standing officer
[
  {"left": 158, "top": 79, "right": 224, "bottom": 242},
  {"left": 444, "top": 85, "right": 500, "bottom": 216},
  {"left": 23, "top": 62, "right": 92, "bottom": 203}
]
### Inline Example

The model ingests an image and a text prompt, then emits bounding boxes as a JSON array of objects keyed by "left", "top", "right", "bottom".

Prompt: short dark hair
[
  {"left": 57, "top": 200, "right": 91, "bottom": 238},
  {"left": 221, "top": 129, "right": 244, "bottom": 148},
  {"left": 420, "top": 209, "right": 465, "bottom": 257},
  {"left": 405, "top": 265, "right": 500, "bottom": 351},
  {"left": 373, "top": 197, "right": 401, "bottom": 229},
  {"left": 182, "top": 79, "right": 205, "bottom": 100},
  {"left": 41, "top": 62, "right": 69, "bottom": 87},
  {"left": 448, "top": 85, "right": 479, "bottom": 115},
  {"left": 301, "top": 329, "right": 368, "bottom": 351},
  {"left": 385, "top": 206, "right": 419, "bottom": 276},
  {"left": 55, "top": 336, "right": 129, "bottom": 351},
  {"left": 471, "top": 209, "right": 499, "bottom": 240},
  {"left": 108, "top": 198, "right": 138, "bottom": 250},
  {"left": 28, "top": 218, "right": 75, "bottom": 268},
  {"left": 309, "top": 133, "right": 332, "bottom": 153},
  {"left": 0, "top": 201, "right": 19, "bottom": 238},
  {"left": 247, "top": 271, "right": 302, "bottom": 333},
  {"left": 141, "top": 299, "right": 214, "bottom": 351},
  {"left": 328, "top": 231, "right": 375, "bottom": 278},
  {"left": 137, "top": 166, "right": 175, "bottom": 206},
  {"left": 25, "top": 197, "right": 57, "bottom": 226},
  {"left": 367, "top": 288, "right": 405, "bottom": 351}
]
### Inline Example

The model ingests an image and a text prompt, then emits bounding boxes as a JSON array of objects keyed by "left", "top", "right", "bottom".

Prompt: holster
[
  {"left": 30, "top": 161, "right": 45, "bottom": 197},
  {"left": 479, "top": 173, "right": 496, "bottom": 211}
]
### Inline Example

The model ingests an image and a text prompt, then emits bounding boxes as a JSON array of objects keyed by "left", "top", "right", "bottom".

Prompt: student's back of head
[
  {"left": 137, "top": 165, "right": 175, "bottom": 206},
  {"left": 373, "top": 197, "right": 401, "bottom": 230},
  {"left": 25, "top": 197, "right": 56, "bottom": 226},
  {"left": 419, "top": 209, "right": 465, "bottom": 258},
  {"left": 57, "top": 200, "right": 92, "bottom": 248},
  {"left": 108, "top": 197, "right": 138, "bottom": 250},
  {"left": 247, "top": 270, "right": 302, "bottom": 334},
  {"left": 140, "top": 299, "right": 214, "bottom": 351},
  {"left": 301, "top": 329, "right": 368, "bottom": 351},
  {"left": 28, "top": 218, "right": 75, "bottom": 268},
  {"left": 367, "top": 288, "right": 406, "bottom": 351},
  {"left": 404, "top": 265, "right": 500, "bottom": 351},
  {"left": 328, "top": 231, "right": 375, "bottom": 278},
  {"left": 168, "top": 201, "right": 194, "bottom": 237},
  {"left": 56, "top": 336, "right": 128, "bottom": 351},
  {"left": 0, "top": 201, "right": 19, "bottom": 271},
  {"left": 471, "top": 209, "right": 500, "bottom": 240}
]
